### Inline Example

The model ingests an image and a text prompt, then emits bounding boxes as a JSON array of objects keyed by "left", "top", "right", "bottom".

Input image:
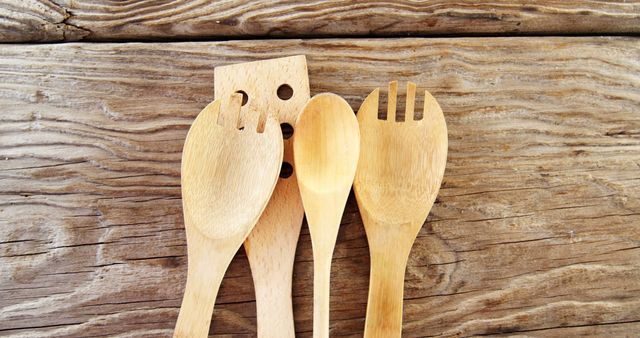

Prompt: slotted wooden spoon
[
  {"left": 174, "top": 94, "right": 283, "bottom": 337},
  {"left": 354, "top": 81, "right": 448, "bottom": 338}
]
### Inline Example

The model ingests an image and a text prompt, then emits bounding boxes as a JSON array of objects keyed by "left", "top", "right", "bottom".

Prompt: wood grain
[
  {"left": 0, "top": 37, "right": 639, "bottom": 337},
  {"left": 2, "top": 1, "right": 640, "bottom": 42}
]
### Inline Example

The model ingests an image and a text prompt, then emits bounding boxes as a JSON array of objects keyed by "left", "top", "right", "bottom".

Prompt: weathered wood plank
[
  {"left": 0, "top": 37, "right": 639, "bottom": 337},
  {"left": 1, "top": 1, "right": 640, "bottom": 42}
]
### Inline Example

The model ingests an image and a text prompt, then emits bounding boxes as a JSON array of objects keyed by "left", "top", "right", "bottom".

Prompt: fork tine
[
  {"left": 220, "top": 93, "right": 242, "bottom": 129},
  {"left": 405, "top": 82, "right": 416, "bottom": 121},
  {"left": 357, "top": 88, "right": 380, "bottom": 122},
  {"left": 256, "top": 110, "right": 267, "bottom": 134},
  {"left": 387, "top": 81, "right": 398, "bottom": 122},
  {"left": 243, "top": 107, "right": 263, "bottom": 133}
]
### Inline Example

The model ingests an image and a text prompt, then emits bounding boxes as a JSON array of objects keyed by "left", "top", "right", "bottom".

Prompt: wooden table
[{"left": 1, "top": 2, "right": 639, "bottom": 337}]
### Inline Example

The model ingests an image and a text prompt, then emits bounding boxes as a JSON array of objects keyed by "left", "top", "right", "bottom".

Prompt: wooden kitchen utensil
[
  {"left": 354, "top": 81, "right": 448, "bottom": 338},
  {"left": 214, "top": 56, "right": 310, "bottom": 337},
  {"left": 293, "top": 93, "right": 360, "bottom": 338},
  {"left": 174, "top": 95, "right": 283, "bottom": 338}
]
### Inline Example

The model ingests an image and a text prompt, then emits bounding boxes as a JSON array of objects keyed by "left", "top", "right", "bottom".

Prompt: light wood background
[
  {"left": 2, "top": 1, "right": 640, "bottom": 337},
  {"left": 1, "top": 1, "right": 640, "bottom": 42}
]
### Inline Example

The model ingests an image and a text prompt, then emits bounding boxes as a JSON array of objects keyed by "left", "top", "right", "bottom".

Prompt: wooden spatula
[
  {"left": 175, "top": 95, "right": 283, "bottom": 337},
  {"left": 354, "top": 81, "right": 448, "bottom": 338},
  {"left": 214, "top": 56, "right": 310, "bottom": 337}
]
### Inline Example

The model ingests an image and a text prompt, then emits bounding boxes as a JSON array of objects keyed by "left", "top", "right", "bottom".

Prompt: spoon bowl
[{"left": 295, "top": 94, "right": 360, "bottom": 193}]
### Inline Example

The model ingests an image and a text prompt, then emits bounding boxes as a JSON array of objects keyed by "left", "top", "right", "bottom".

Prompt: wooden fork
[
  {"left": 175, "top": 95, "right": 283, "bottom": 337},
  {"left": 353, "top": 81, "right": 448, "bottom": 338}
]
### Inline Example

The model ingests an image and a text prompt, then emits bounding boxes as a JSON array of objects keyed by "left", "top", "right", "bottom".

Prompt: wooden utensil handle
[
  {"left": 253, "top": 272, "right": 296, "bottom": 337},
  {"left": 174, "top": 241, "right": 233, "bottom": 338},
  {"left": 313, "top": 253, "right": 333, "bottom": 338},
  {"left": 364, "top": 250, "right": 409, "bottom": 338},
  {"left": 364, "top": 232, "right": 413, "bottom": 338}
]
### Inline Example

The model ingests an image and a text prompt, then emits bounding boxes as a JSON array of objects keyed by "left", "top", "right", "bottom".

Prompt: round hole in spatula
[
  {"left": 235, "top": 90, "right": 249, "bottom": 106},
  {"left": 277, "top": 84, "right": 293, "bottom": 100},
  {"left": 280, "top": 162, "right": 293, "bottom": 178},
  {"left": 280, "top": 123, "right": 294, "bottom": 139}
]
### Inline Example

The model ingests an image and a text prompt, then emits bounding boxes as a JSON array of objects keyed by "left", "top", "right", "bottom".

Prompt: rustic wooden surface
[
  {"left": 2, "top": 1, "right": 640, "bottom": 42},
  {"left": 0, "top": 37, "right": 639, "bottom": 337}
]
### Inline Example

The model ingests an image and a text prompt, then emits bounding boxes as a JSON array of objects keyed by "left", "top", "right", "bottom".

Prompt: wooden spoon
[
  {"left": 174, "top": 94, "right": 283, "bottom": 337},
  {"left": 354, "top": 81, "right": 448, "bottom": 338},
  {"left": 293, "top": 93, "right": 360, "bottom": 338}
]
